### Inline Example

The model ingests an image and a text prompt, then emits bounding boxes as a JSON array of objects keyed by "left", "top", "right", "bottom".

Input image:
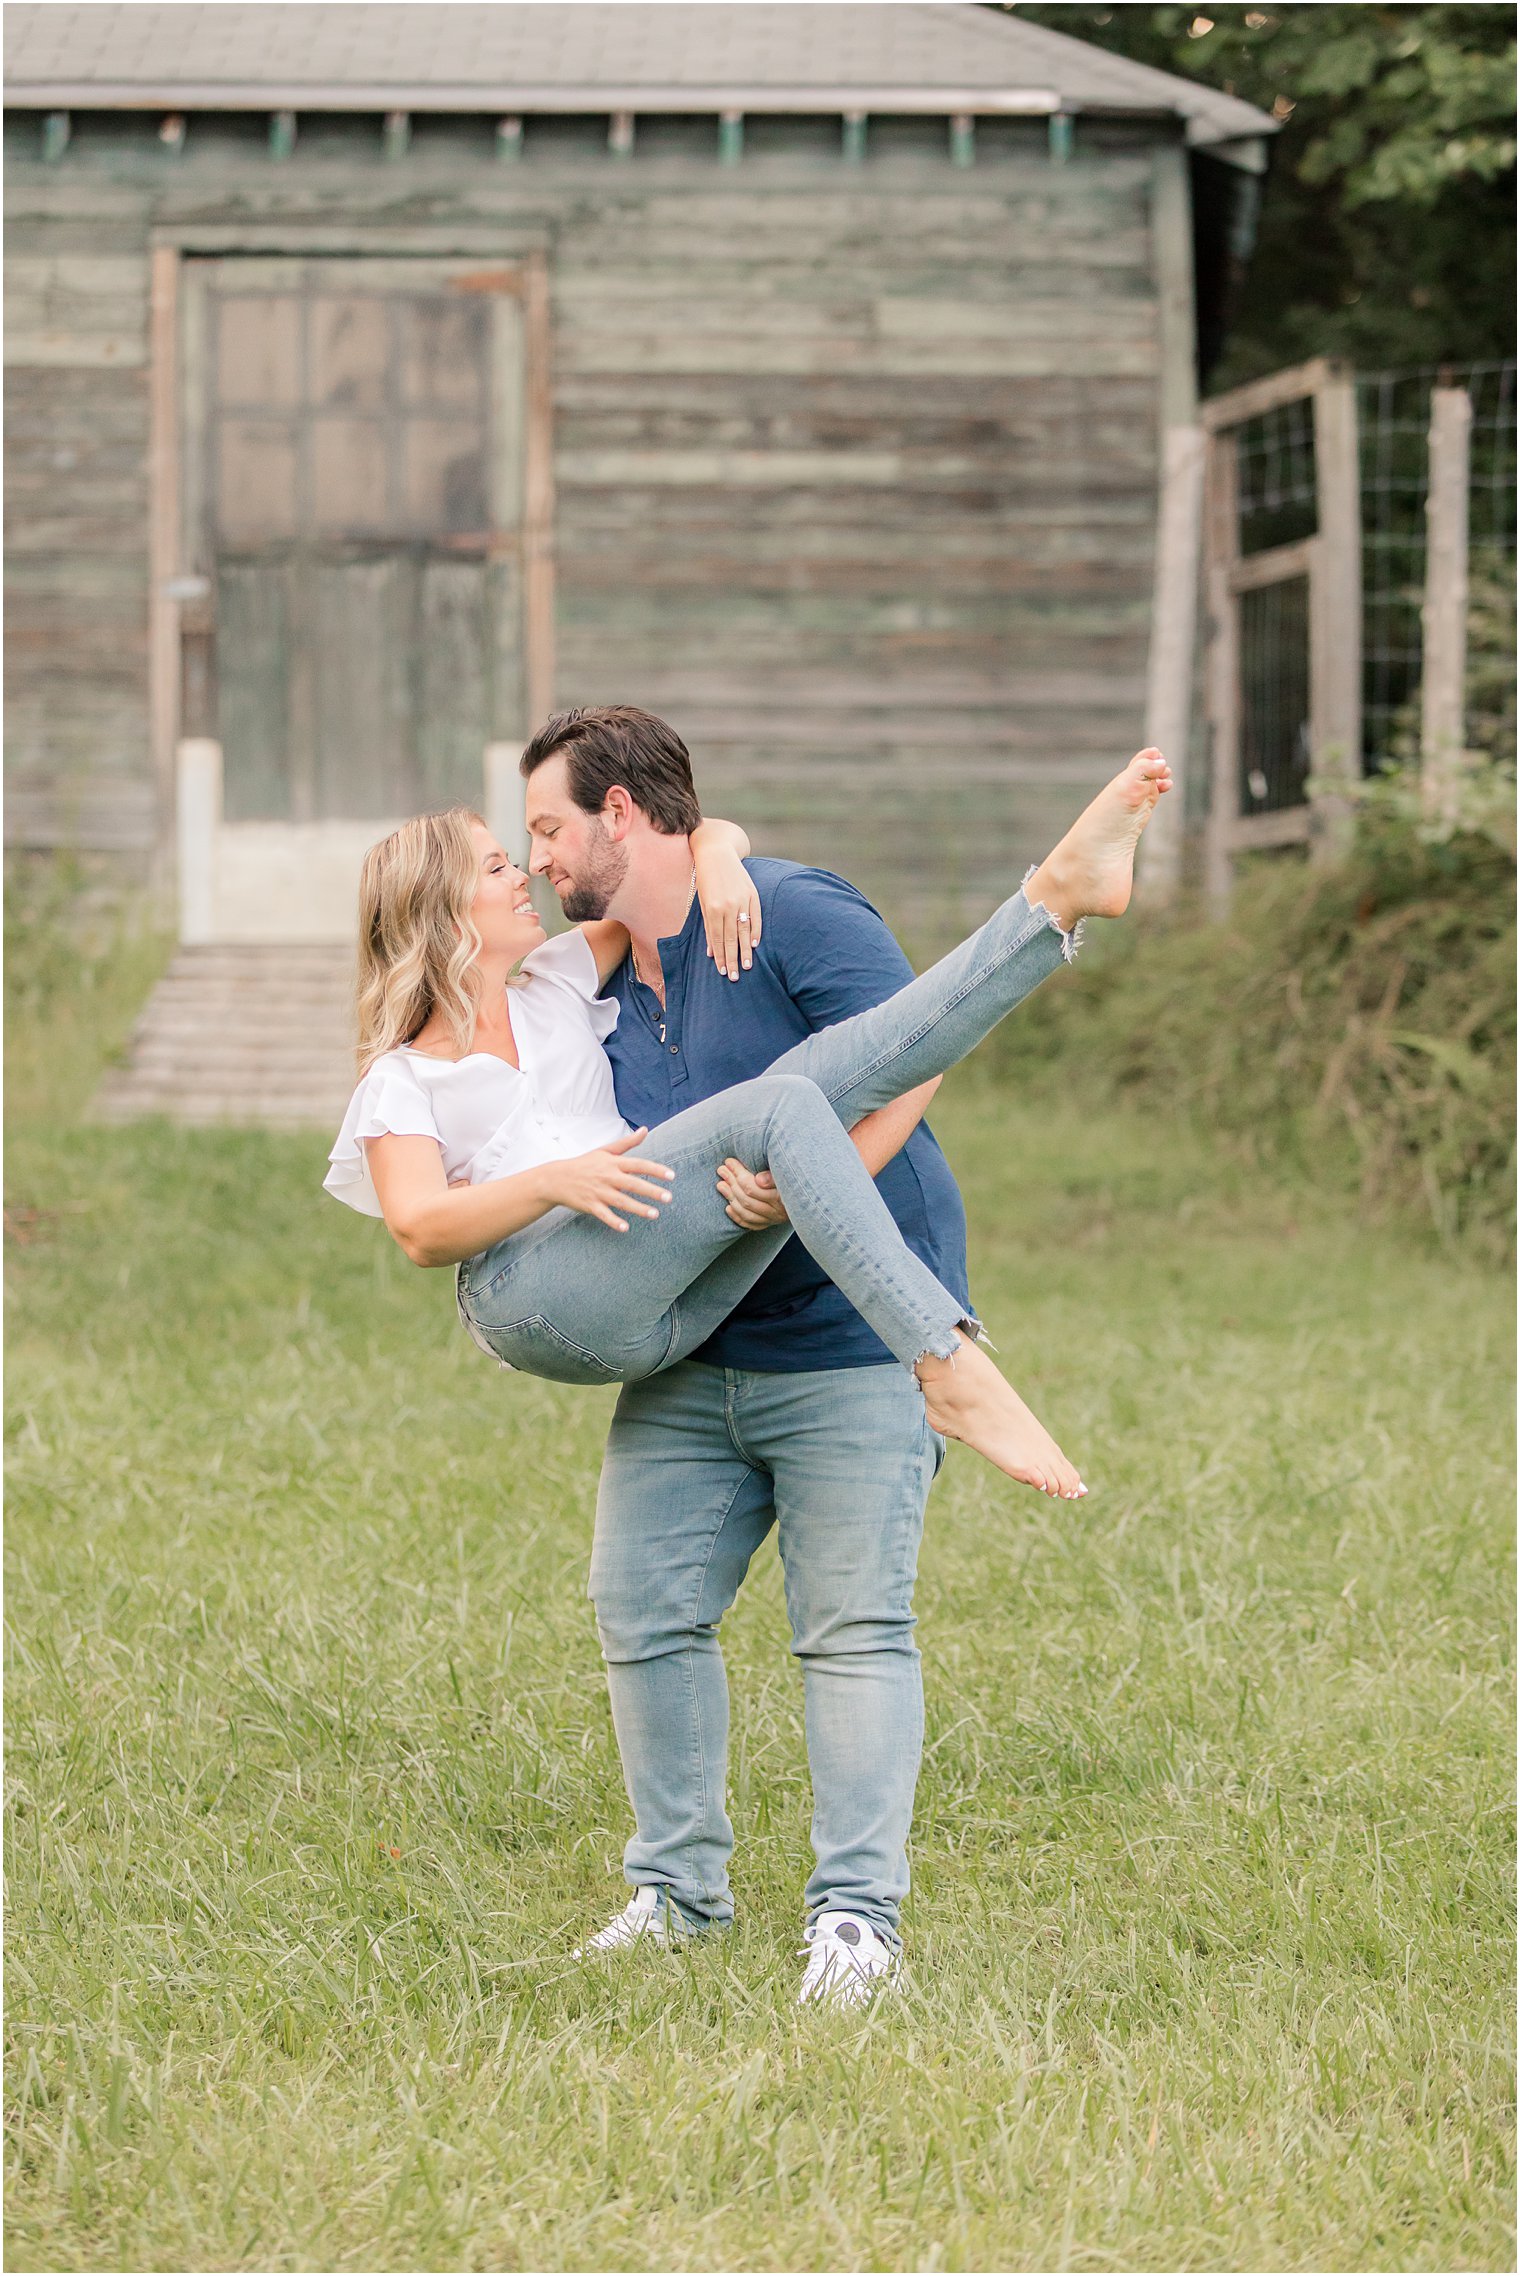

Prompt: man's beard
[{"left": 558, "top": 818, "right": 630, "bottom": 923}]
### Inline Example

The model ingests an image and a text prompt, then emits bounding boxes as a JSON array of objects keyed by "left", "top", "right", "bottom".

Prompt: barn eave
[{"left": 3, "top": 85, "right": 1272, "bottom": 168}]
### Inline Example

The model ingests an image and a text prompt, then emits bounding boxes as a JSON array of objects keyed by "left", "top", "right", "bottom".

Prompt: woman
[{"left": 326, "top": 751, "right": 1172, "bottom": 1496}]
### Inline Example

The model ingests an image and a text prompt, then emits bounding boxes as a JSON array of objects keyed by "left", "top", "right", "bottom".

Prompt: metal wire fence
[
  {"left": 1239, "top": 573, "right": 1311, "bottom": 811},
  {"left": 1226, "top": 361, "right": 1516, "bottom": 802},
  {"left": 1225, "top": 394, "right": 1314, "bottom": 817},
  {"left": 1235, "top": 392, "right": 1318, "bottom": 557},
  {"left": 1361, "top": 361, "right": 1516, "bottom": 766}
]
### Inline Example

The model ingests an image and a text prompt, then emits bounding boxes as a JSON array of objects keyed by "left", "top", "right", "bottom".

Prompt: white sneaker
[
  {"left": 797, "top": 1911, "right": 901, "bottom": 2008},
  {"left": 572, "top": 1884, "right": 699, "bottom": 1959}
]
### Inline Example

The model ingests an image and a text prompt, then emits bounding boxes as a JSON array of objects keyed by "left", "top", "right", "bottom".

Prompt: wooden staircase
[{"left": 93, "top": 945, "right": 357, "bottom": 1131}]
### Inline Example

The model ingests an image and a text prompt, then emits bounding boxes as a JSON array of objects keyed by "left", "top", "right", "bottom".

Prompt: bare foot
[
  {"left": 916, "top": 1334, "right": 1086, "bottom": 1499},
  {"left": 1024, "top": 748, "right": 1173, "bottom": 931}
]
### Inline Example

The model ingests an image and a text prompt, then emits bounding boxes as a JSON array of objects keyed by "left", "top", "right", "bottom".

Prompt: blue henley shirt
[{"left": 597, "top": 857, "right": 971, "bottom": 1373}]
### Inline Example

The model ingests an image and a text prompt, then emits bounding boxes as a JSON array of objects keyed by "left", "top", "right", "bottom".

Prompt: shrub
[
  {"left": 4, "top": 853, "right": 171, "bottom": 1125},
  {"left": 987, "top": 785, "right": 1516, "bottom": 1259}
]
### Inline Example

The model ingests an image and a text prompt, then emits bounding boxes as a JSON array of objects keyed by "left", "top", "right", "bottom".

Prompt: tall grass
[
  {"left": 4, "top": 853, "right": 171, "bottom": 1129},
  {"left": 5, "top": 853, "right": 1514, "bottom": 2271},
  {"left": 988, "top": 796, "right": 1516, "bottom": 1259}
]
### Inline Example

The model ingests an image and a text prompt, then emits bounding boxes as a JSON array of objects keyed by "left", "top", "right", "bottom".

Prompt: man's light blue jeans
[{"left": 590, "top": 1355, "right": 942, "bottom": 1944}]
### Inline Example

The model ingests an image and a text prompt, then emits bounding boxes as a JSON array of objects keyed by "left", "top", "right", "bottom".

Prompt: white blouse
[{"left": 324, "top": 929, "right": 634, "bottom": 1219}]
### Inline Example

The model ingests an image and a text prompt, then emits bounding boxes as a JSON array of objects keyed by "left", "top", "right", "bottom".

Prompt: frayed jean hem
[{"left": 1021, "top": 864, "right": 1085, "bottom": 964}]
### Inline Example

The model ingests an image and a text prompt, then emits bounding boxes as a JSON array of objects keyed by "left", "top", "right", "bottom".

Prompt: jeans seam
[
  {"left": 811, "top": 909, "right": 1055, "bottom": 1111},
  {"left": 677, "top": 1458, "right": 757, "bottom": 1902},
  {"left": 488, "top": 1313, "right": 621, "bottom": 1381},
  {"left": 723, "top": 1372, "right": 756, "bottom": 1468},
  {"left": 765, "top": 1097, "right": 962, "bottom": 1362},
  {"left": 774, "top": 1372, "right": 929, "bottom": 1942}
]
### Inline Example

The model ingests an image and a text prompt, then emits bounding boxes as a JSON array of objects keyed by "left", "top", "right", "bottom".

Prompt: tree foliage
[{"left": 1010, "top": 4, "right": 1516, "bottom": 382}]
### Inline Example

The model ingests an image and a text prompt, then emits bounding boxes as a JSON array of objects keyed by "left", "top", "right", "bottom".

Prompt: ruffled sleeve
[
  {"left": 323, "top": 1054, "right": 443, "bottom": 1217},
  {"left": 518, "top": 927, "right": 621, "bottom": 1043}
]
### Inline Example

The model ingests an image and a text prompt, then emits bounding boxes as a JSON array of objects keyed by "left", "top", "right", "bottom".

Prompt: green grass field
[{"left": 5, "top": 928, "right": 1515, "bottom": 2271}]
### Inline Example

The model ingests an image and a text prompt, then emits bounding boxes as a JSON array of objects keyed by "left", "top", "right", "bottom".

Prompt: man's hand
[
  {"left": 716, "top": 1079, "right": 941, "bottom": 1230},
  {"left": 717, "top": 1157, "right": 789, "bottom": 1230}
]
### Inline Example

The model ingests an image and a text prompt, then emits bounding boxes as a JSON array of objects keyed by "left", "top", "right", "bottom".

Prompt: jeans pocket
[{"left": 484, "top": 1313, "right": 623, "bottom": 1386}]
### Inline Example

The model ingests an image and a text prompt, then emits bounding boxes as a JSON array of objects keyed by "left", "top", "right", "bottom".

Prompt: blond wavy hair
[{"left": 355, "top": 807, "right": 491, "bottom": 1072}]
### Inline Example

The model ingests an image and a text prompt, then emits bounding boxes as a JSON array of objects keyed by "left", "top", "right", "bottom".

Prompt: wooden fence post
[
  {"left": 1420, "top": 385, "right": 1473, "bottom": 829},
  {"left": 1138, "top": 423, "right": 1205, "bottom": 904},
  {"left": 148, "top": 245, "right": 181, "bottom": 902},
  {"left": 1202, "top": 429, "right": 1241, "bottom": 913},
  {"left": 1309, "top": 363, "right": 1362, "bottom": 863}
]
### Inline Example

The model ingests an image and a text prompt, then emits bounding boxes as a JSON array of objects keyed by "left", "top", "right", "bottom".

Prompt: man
[{"left": 521, "top": 704, "right": 979, "bottom": 2007}]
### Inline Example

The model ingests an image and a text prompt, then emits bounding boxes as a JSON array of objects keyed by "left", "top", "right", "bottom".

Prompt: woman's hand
[
  {"left": 547, "top": 1130, "right": 675, "bottom": 1233},
  {"left": 716, "top": 1158, "right": 789, "bottom": 1230},
  {"left": 690, "top": 819, "right": 761, "bottom": 979}
]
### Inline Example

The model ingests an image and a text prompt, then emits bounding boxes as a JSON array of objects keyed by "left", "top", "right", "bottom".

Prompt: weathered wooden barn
[{"left": 3, "top": 2, "right": 1273, "bottom": 1117}]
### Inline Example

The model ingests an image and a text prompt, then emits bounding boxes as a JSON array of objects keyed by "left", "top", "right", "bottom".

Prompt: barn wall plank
[
  {"left": 3, "top": 253, "right": 149, "bottom": 366},
  {"left": 4, "top": 347, "right": 151, "bottom": 835},
  {"left": 4, "top": 139, "right": 1169, "bottom": 925}
]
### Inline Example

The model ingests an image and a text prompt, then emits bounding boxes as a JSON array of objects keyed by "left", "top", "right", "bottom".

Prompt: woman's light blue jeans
[{"left": 457, "top": 876, "right": 1075, "bottom": 1380}]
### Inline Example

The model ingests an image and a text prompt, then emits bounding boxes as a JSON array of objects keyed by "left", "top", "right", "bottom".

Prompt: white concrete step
[{"left": 92, "top": 945, "right": 360, "bottom": 1130}]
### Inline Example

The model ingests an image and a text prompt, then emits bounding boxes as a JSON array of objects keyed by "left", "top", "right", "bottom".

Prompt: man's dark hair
[{"left": 520, "top": 705, "right": 701, "bottom": 835}]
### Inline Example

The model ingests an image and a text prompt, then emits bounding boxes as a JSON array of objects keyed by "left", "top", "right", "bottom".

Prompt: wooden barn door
[{"left": 176, "top": 256, "right": 546, "bottom": 941}]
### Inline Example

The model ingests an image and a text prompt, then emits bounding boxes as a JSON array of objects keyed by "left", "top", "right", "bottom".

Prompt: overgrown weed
[
  {"left": 988, "top": 787, "right": 1516, "bottom": 1259},
  {"left": 4, "top": 852, "right": 172, "bottom": 1126}
]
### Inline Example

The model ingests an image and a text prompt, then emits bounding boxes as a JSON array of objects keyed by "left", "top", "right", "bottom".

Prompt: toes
[
  {"left": 1042, "top": 1445, "right": 1076, "bottom": 1494},
  {"left": 1129, "top": 750, "right": 1172, "bottom": 794}
]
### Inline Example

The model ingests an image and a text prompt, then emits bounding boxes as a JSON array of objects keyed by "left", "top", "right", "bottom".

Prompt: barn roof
[{"left": 3, "top": 3, "right": 1275, "bottom": 157}]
